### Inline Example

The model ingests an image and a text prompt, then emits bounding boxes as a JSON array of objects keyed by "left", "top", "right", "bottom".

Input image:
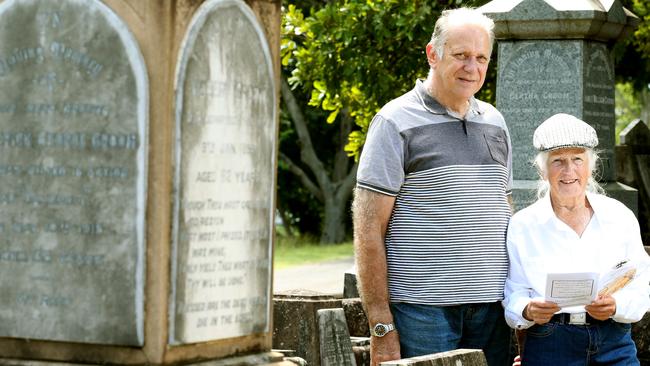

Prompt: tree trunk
[
  {"left": 320, "top": 197, "right": 347, "bottom": 244},
  {"left": 281, "top": 78, "right": 358, "bottom": 244}
]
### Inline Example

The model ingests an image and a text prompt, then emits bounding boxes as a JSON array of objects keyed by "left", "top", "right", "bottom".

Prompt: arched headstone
[
  {"left": 0, "top": 0, "right": 147, "bottom": 345},
  {"left": 170, "top": 0, "right": 277, "bottom": 344}
]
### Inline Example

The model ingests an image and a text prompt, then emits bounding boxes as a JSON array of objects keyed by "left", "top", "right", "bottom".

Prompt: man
[{"left": 353, "top": 8, "right": 512, "bottom": 366}]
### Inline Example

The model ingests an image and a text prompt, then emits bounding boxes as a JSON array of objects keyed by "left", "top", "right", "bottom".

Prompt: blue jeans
[
  {"left": 522, "top": 320, "right": 639, "bottom": 365},
  {"left": 391, "top": 302, "right": 511, "bottom": 366}
]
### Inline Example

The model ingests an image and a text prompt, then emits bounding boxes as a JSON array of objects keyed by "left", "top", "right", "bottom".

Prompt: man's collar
[{"left": 414, "top": 79, "right": 484, "bottom": 117}]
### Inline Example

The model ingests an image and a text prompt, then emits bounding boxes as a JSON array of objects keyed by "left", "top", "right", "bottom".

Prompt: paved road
[{"left": 273, "top": 256, "right": 355, "bottom": 296}]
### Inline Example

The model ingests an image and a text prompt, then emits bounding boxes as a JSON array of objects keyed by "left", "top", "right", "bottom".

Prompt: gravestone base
[
  {"left": 273, "top": 293, "right": 343, "bottom": 366},
  {"left": 512, "top": 180, "right": 637, "bottom": 213},
  {"left": 632, "top": 311, "right": 650, "bottom": 364},
  {"left": 0, "top": 352, "right": 295, "bottom": 366}
]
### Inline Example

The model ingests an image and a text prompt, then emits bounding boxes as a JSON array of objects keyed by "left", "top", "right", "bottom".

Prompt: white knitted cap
[{"left": 533, "top": 113, "right": 599, "bottom": 151}]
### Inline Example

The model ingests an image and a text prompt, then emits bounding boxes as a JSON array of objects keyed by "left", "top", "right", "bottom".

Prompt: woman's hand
[
  {"left": 585, "top": 295, "right": 616, "bottom": 320},
  {"left": 523, "top": 300, "right": 560, "bottom": 324}
]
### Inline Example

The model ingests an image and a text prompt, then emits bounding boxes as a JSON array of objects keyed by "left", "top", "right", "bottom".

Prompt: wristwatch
[{"left": 370, "top": 322, "right": 395, "bottom": 337}]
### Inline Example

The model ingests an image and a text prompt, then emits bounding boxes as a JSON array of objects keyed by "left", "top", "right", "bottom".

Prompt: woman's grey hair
[
  {"left": 430, "top": 7, "right": 495, "bottom": 59},
  {"left": 533, "top": 148, "right": 605, "bottom": 199}
]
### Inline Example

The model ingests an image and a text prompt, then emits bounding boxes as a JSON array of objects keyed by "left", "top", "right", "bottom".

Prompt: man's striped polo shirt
[{"left": 357, "top": 80, "right": 512, "bottom": 305}]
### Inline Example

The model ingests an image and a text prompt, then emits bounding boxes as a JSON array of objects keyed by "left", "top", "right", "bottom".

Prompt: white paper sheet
[{"left": 544, "top": 272, "right": 598, "bottom": 307}]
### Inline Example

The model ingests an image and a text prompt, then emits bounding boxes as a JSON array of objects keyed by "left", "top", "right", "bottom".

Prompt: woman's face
[{"left": 546, "top": 148, "right": 591, "bottom": 202}]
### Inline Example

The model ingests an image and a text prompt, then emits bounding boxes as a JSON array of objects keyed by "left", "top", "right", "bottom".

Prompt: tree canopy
[
  {"left": 283, "top": 0, "right": 650, "bottom": 160},
  {"left": 282, "top": 0, "right": 493, "bottom": 161}
]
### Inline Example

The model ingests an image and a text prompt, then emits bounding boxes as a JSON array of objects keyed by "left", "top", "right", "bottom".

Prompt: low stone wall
[{"left": 272, "top": 291, "right": 343, "bottom": 366}]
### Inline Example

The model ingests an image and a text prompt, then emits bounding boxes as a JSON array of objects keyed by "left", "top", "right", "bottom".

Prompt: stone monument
[
  {"left": 0, "top": 0, "right": 285, "bottom": 365},
  {"left": 480, "top": 0, "right": 640, "bottom": 211},
  {"left": 317, "top": 308, "right": 357, "bottom": 366},
  {"left": 0, "top": 0, "right": 147, "bottom": 347}
]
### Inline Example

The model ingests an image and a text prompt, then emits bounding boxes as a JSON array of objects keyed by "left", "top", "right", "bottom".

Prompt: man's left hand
[{"left": 585, "top": 295, "right": 616, "bottom": 320}]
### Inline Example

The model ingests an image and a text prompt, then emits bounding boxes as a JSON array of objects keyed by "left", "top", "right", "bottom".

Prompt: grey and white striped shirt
[{"left": 357, "top": 80, "right": 512, "bottom": 305}]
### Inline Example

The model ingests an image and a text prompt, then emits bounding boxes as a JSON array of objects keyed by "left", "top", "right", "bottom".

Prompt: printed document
[{"left": 544, "top": 260, "right": 641, "bottom": 308}]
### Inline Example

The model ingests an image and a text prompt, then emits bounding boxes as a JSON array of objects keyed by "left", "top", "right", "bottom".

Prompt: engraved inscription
[
  {"left": 497, "top": 42, "right": 581, "bottom": 180},
  {"left": 0, "top": 0, "right": 146, "bottom": 345},
  {"left": 171, "top": 2, "right": 276, "bottom": 344}
]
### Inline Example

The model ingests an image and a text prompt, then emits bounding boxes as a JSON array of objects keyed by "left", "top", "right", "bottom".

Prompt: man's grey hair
[
  {"left": 430, "top": 7, "right": 495, "bottom": 59},
  {"left": 533, "top": 148, "right": 605, "bottom": 199}
]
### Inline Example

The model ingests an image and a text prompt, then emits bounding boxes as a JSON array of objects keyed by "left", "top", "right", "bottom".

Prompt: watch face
[{"left": 374, "top": 324, "right": 387, "bottom": 337}]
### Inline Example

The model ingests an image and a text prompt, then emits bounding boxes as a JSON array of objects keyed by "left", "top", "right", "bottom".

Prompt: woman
[{"left": 503, "top": 113, "right": 650, "bottom": 365}]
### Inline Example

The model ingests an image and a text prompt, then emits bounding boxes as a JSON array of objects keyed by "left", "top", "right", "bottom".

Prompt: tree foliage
[
  {"left": 282, "top": 0, "right": 489, "bottom": 160},
  {"left": 617, "top": 0, "right": 650, "bottom": 90}
]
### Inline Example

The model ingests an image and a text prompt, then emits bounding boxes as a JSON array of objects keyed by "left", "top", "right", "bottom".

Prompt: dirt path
[{"left": 273, "top": 256, "right": 355, "bottom": 296}]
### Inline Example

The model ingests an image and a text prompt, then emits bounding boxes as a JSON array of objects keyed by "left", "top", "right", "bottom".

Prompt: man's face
[{"left": 427, "top": 24, "right": 491, "bottom": 104}]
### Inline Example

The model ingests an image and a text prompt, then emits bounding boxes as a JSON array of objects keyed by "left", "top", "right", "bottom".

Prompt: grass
[{"left": 273, "top": 234, "right": 354, "bottom": 269}]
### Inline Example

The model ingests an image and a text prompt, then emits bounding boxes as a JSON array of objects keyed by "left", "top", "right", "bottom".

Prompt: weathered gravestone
[
  {"left": 616, "top": 119, "right": 650, "bottom": 244},
  {"left": 170, "top": 0, "right": 276, "bottom": 345},
  {"left": 480, "top": 0, "right": 640, "bottom": 211},
  {"left": 380, "top": 349, "right": 487, "bottom": 366},
  {"left": 632, "top": 310, "right": 650, "bottom": 365},
  {"left": 0, "top": 0, "right": 285, "bottom": 364},
  {"left": 0, "top": 0, "right": 147, "bottom": 346},
  {"left": 317, "top": 308, "right": 356, "bottom": 366},
  {"left": 273, "top": 292, "right": 343, "bottom": 366}
]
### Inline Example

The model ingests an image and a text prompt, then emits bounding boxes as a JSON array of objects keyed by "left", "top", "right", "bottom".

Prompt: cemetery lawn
[{"left": 274, "top": 236, "right": 353, "bottom": 269}]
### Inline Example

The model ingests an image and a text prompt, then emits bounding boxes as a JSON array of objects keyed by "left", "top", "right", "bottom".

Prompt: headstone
[
  {"left": 632, "top": 311, "right": 650, "bottom": 365},
  {"left": 344, "top": 270, "right": 360, "bottom": 298},
  {"left": 380, "top": 349, "right": 487, "bottom": 366},
  {"left": 480, "top": 0, "right": 640, "bottom": 212},
  {"left": 317, "top": 308, "right": 357, "bottom": 366},
  {"left": 170, "top": 0, "right": 277, "bottom": 344},
  {"left": 0, "top": 0, "right": 283, "bottom": 364},
  {"left": 620, "top": 119, "right": 650, "bottom": 148},
  {"left": 0, "top": 0, "right": 147, "bottom": 345},
  {"left": 343, "top": 297, "right": 370, "bottom": 337},
  {"left": 616, "top": 120, "right": 650, "bottom": 244},
  {"left": 351, "top": 337, "right": 371, "bottom": 366},
  {"left": 273, "top": 293, "right": 343, "bottom": 366}
]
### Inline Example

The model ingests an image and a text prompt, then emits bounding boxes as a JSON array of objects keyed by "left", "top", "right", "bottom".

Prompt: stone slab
[
  {"left": 273, "top": 294, "right": 343, "bottom": 366},
  {"left": 480, "top": 0, "right": 637, "bottom": 42},
  {"left": 497, "top": 40, "right": 617, "bottom": 182},
  {"left": 497, "top": 40, "right": 581, "bottom": 181},
  {"left": 380, "top": 349, "right": 487, "bottom": 366},
  {"left": 0, "top": 352, "right": 293, "bottom": 366},
  {"left": 620, "top": 119, "right": 650, "bottom": 151},
  {"left": 0, "top": 0, "right": 146, "bottom": 345},
  {"left": 353, "top": 345, "right": 370, "bottom": 366},
  {"left": 343, "top": 297, "right": 369, "bottom": 337},
  {"left": 344, "top": 270, "right": 360, "bottom": 298},
  {"left": 497, "top": 40, "right": 616, "bottom": 181},
  {"left": 632, "top": 311, "right": 650, "bottom": 364},
  {"left": 170, "top": 0, "right": 277, "bottom": 344},
  {"left": 317, "top": 308, "right": 356, "bottom": 366}
]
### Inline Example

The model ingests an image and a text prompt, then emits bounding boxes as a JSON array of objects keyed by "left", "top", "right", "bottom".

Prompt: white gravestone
[{"left": 170, "top": 0, "right": 277, "bottom": 344}]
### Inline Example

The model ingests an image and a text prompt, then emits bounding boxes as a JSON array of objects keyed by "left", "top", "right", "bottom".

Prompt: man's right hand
[{"left": 370, "top": 331, "right": 400, "bottom": 366}]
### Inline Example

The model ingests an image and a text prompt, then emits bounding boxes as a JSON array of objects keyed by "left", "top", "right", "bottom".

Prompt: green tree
[
  {"left": 279, "top": 0, "right": 488, "bottom": 244},
  {"left": 613, "top": 1, "right": 650, "bottom": 141}
]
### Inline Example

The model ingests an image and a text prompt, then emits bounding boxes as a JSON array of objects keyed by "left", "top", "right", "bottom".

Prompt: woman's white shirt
[{"left": 503, "top": 193, "right": 650, "bottom": 329}]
